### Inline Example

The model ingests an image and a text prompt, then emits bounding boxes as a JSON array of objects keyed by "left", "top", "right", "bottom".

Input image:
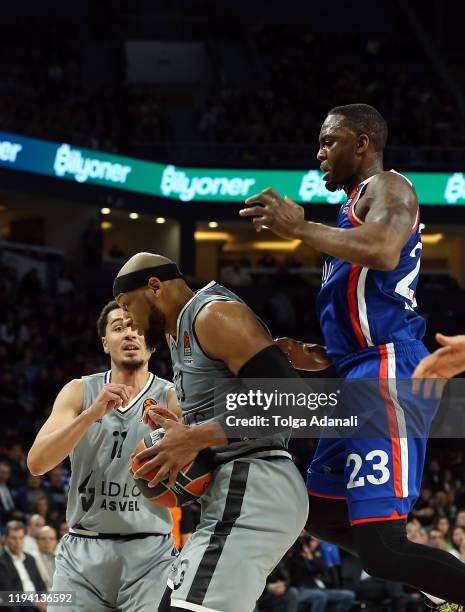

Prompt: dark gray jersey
[
  {"left": 169, "top": 281, "right": 290, "bottom": 464},
  {"left": 66, "top": 371, "right": 173, "bottom": 534}
]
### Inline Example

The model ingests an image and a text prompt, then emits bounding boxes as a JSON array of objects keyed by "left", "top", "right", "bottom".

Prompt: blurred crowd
[
  {"left": 1, "top": 20, "right": 464, "bottom": 166},
  {"left": 199, "top": 26, "right": 465, "bottom": 162}
]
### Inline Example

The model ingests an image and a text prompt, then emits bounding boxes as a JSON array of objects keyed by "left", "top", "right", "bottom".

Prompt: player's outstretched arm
[
  {"left": 239, "top": 174, "right": 417, "bottom": 270},
  {"left": 27, "top": 381, "right": 131, "bottom": 475}
]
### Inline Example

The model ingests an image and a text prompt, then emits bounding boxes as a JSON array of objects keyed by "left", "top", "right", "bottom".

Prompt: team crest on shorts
[
  {"left": 172, "top": 558, "right": 190, "bottom": 590},
  {"left": 183, "top": 331, "right": 192, "bottom": 362}
]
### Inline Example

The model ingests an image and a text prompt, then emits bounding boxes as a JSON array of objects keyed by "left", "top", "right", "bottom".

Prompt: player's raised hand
[
  {"left": 143, "top": 404, "right": 180, "bottom": 431},
  {"left": 412, "top": 333, "right": 465, "bottom": 398},
  {"left": 239, "top": 188, "right": 306, "bottom": 239},
  {"left": 88, "top": 383, "right": 132, "bottom": 420},
  {"left": 275, "top": 337, "right": 331, "bottom": 371},
  {"left": 133, "top": 415, "right": 199, "bottom": 488}
]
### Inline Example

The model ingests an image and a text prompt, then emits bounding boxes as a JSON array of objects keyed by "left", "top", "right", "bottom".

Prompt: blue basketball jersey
[{"left": 317, "top": 170, "right": 426, "bottom": 369}]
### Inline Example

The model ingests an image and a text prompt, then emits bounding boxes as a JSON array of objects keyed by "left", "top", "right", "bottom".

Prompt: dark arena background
[{"left": 1, "top": 0, "right": 465, "bottom": 610}]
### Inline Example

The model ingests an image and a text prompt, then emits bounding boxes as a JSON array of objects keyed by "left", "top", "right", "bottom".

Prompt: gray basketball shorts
[
  {"left": 167, "top": 456, "right": 309, "bottom": 612},
  {"left": 50, "top": 532, "right": 176, "bottom": 611}
]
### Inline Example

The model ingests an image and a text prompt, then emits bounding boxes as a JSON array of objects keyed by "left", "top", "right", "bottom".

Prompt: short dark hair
[
  {"left": 96, "top": 300, "right": 120, "bottom": 337},
  {"left": 6, "top": 520, "right": 26, "bottom": 536},
  {"left": 328, "top": 103, "right": 388, "bottom": 152}
]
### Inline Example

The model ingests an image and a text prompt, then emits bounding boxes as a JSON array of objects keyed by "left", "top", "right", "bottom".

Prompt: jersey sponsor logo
[{"left": 99, "top": 480, "right": 143, "bottom": 512}]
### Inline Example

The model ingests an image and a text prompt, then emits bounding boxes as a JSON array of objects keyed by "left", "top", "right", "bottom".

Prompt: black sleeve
[
  {"left": 216, "top": 345, "right": 302, "bottom": 441},
  {"left": 237, "top": 345, "right": 301, "bottom": 379}
]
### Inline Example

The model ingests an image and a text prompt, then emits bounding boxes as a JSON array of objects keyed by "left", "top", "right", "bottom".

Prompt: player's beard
[
  {"left": 144, "top": 303, "right": 166, "bottom": 351},
  {"left": 121, "top": 357, "right": 145, "bottom": 372},
  {"left": 324, "top": 177, "right": 340, "bottom": 192}
]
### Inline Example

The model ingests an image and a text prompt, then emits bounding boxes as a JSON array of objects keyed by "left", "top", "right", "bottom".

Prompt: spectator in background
[
  {"left": 32, "top": 525, "right": 57, "bottom": 591},
  {"left": 433, "top": 490, "right": 453, "bottom": 519},
  {"left": 6, "top": 445, "right": 28, "bottom": 488},
  {"left": 44, "top": 466, "right": 67, "bottom": 517},
  {"left": 451, "top": 527, "right": 465, "bottom": 559},
  {"left": 58, "top": 520, "right": 69, "bottom": 539},
  {"left": 21, "top": 474, "right": 49, "bottom": 514},
  {"left": 0, "top": 521, "right": 46, "bottom": 612},
  {"left": 257, "top": 562, "right": 298, "bottom": 612},
  {"left": 32, "top": 496, "right": 54, "bottom": 528},
  {"left": 426, "top": 458, "right": 443, "bottom": 492},
  {"left": 0, "top": 461, "right": 16, "bottom": 526},
  {"left": 455, "top": 510, "right": 465, "bottom": 529},
  {"left": 287, "top": 535, "right": 355, "bottom": 612},
  {"left": 436, "top": 516, "right": 453, "bottom": 550},
  {"left": 406, "top": 520, "right": 429, "bottom": 545},
  {"left": 428, "top": 527, "right": 448, "bottom": 551},
  {"left": 23, "top": 514, "right": 46, "bottom": 555},
  {"left": 411, "top": 486, "right": 435, "bottom": 525}
]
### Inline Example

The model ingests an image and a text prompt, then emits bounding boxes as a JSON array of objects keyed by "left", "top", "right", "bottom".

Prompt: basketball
[{"left": 131, "top": 428, "right": 214, "bottom": 507}]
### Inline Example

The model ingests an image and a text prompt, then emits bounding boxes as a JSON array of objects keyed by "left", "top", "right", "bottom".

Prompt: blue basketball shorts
[{"left": 306, "top": 340, "right": 439, "bottom": 525}]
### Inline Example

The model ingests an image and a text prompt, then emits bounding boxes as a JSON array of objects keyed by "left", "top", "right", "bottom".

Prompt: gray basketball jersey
[
  {"left": 66, "top": 371, "right": 173, "bottom": 534},
  {"left": 169, "top": 281, "right": 290, "bottom": 464}
]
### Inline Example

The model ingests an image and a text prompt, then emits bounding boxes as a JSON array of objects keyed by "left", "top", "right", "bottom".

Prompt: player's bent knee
[{"left": 352, "top": 519, "right": 409, "bottom": 581}]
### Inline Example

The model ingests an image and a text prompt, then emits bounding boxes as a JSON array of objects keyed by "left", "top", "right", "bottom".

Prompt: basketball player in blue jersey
[{"left": 240, "top": 104, "right": 465, "bottom": 609}]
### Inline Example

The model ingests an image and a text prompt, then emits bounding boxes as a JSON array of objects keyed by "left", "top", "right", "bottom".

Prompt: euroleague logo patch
[
  {"left": 139, "top": 398, "right": 158, "bottom": 422},
  {"left": 183, "top": 331, "right": 192, "bottom": 362}
]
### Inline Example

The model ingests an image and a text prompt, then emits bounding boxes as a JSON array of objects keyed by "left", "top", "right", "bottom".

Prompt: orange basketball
[{"left": 131, "top": 429, "right": 214, "bottom": 507}]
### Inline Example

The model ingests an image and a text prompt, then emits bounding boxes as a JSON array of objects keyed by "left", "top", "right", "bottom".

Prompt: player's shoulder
[
  {"left": 195, "top": 298, "right": 250, "bottom": 328},
  {"left": 61, "top": 377, "right": 84, "bottom": 393},
  {"left": 367, "top": 170, "right": 414, "bottom": 194},
  {"left": 366, "top": 170, "right": 418, "bottom": 212},
  {"left": 80, "top": 370, "right": 109, "bottom": 384},
  {"left": 150, "top": 371, "right": 174, "bottom": 388},
  {"left": 54, "top": 378, "right": 84, "bottom": 413}
]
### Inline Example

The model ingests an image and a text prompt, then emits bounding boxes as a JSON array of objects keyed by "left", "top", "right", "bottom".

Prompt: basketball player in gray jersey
[
  {"left": 27, "top": 300, "right": 179, "bottom": 611},
  {"left": 113, "top": 253, "right": 309, "bottom": 612}
]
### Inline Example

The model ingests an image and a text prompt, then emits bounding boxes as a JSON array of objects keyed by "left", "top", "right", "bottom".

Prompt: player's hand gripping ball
[{"left": 131, "top": 429, "right": 214, "bottom": 507}]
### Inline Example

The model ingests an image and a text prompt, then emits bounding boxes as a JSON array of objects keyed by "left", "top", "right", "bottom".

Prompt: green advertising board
[{"left": 1, "top": 131, "right": 465, "bottom": 205}]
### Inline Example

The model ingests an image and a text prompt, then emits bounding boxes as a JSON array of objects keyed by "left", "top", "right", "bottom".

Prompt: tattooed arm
[{"left": 240, "top": 172, "right": 418, "bottom": 271}]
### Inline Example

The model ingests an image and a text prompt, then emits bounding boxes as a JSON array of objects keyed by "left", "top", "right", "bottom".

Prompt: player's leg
[
  {"left": 168, "top": 457, "right": 308, "bottom": 612},
  {"left": 51, "top": 534, "right": 117, "bottom": 611},
  {"left": 307, "top": 494, "right": 357, "bottom": 555},
  {"left": 116, "top": 533, "right": 177, "bottom": 612},
  {"left": 306, "top": 437, "right": 359, "bottom": 553},
  {"left": 345, "top": 341, "right": 465, "bottom": 604},
  {"left": 352, "top": 518, "right": 465, "bottom": 604}
]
